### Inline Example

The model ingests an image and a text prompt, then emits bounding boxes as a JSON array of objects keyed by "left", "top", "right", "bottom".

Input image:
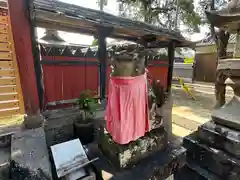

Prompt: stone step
[
  {"left": 10, "top": 127, "right": 53, "bottom": 180},
  {"left": 186, "top": 161, "right": 221, "bottom": 180},
  {"left": 175, "top": 164, "right": 219, "bottom": 180},
  {"left": 198, "top": 121, "right": 240, "bottom": 157},
  {"left": 183, "top": 132, "right": 240, "bottom": 179},
  {"left": 0, "top": 147, "right": 10, "bottom": 180}
]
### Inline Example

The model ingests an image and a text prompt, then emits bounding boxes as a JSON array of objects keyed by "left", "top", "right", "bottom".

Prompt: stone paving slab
[
  {"left": 0, "top": 147, "right": 10, "bottom": 180},
  {"left": 11, "top": 127, "right": 52, "bottom": 180}
]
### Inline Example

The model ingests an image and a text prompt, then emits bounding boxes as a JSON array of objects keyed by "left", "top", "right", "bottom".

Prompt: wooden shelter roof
[
  {"left": 206, "top": 0, "right": 240, "bottom": 32},
  {"left": 30, "top": 0, "right": 192, "bottom": 48}
]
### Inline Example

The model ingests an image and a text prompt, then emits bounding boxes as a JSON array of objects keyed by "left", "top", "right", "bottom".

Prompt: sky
[{"left": 37, "top": 0, "right": 208, "bottom": 45}]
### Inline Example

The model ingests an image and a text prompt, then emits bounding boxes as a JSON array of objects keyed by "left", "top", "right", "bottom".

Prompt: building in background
[{"left": 194, "top": 34, "right": 236, "bottom": 82}]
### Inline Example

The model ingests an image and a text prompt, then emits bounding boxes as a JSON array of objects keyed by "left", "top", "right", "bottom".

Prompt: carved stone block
[
  {"left": 99, "top": 127, "right": 167, "bottom": 169},
  {"left": 198, "top": 121, "right": 240, "bottom": 157},
  {"left": 184, "top": 132, "right": 240, "bottom": 180}
]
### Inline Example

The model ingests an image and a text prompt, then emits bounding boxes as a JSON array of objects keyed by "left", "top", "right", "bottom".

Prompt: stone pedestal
[
  {"left": 86, "top": 143, "right": 186, "bottom": 180},
  {"left": 24, "top": 111, "right": 44, "bottom": 129},
  {"left": 99, "top": 127, "right": 167, "bottom": 169}
]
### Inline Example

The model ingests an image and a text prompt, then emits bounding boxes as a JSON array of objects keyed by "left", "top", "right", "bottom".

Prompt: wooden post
[
  {"left": 97, "top": 27, "right": 112, "bottom": 100},
  {"left": 29, "top": 26, "right": 44, "bottom": 111},
  {"left": 98, "top": 33, "right": 107, "bottom": 100},
  {"left": 8, "top": 0, "right": 40, "bottom": 115},
  {"left": 167, "top": 42, "right": 175, "bottom": 92}
]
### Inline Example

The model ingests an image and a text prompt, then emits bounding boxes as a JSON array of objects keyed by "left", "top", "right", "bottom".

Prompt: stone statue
[
  {"left": 101, "top": 45, "right": 168, "bottom": 169},
  {"left": 108, "top": 45, "right": 165, "bottom": 123}
]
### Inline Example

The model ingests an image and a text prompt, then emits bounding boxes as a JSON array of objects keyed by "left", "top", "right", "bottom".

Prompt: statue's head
[{"left": 108, "top": 44, "right": 148, "bottom": 77}]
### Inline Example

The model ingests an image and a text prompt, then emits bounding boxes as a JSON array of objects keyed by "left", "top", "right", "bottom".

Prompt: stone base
[
  {"left": 43, "top": 108, "right": 80, "bottom": 146},
  {"left": 183, "top": 132, "right": 240, "bottom": 179},
  {"left": 99, "top": 127, "right": 167, "bottom": 169},
  {"left": 86, "top": 143, "right": 186, "bottom": 180},
  {"left": 24, "top": 113, "right": 44, "bottom": 129},
  {"left": 10, "top": 128, "right": 52, "bottom": 180},
  {"left": 212, "top": 95, "right": 240, "bottom": 130},
  {"left": 198, "top": 121, "right": 240, "bottom": 157}
]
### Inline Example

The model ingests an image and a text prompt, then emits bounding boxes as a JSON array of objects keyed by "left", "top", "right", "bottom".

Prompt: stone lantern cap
[{"left": 206, "top": 0, "right": 240, "bottom": 32}]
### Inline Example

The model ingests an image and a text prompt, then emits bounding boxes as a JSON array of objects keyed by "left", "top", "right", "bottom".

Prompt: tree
[
  {"left": 91, "top": 38, "right": 99, "bottom": 46},
  {"left": 118, "top": 0, "right": 201, "bottom": 32}
]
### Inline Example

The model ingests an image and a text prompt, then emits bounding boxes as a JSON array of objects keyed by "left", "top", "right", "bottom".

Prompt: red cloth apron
[{"left": 105, "top": 73, "right": 150, "bottom": 144}]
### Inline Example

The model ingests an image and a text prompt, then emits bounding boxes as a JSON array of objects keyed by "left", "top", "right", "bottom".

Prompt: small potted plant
[{"left": 75, "top": 90, "right": 99, "bottom": 144}]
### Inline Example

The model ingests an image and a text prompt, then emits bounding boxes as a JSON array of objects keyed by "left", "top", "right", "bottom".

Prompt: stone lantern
[
  {"left": 180, "top": 1, "right": 240, "bottom": 179},
  {"left": 206, "top": 0, "right": 240, "bottom": 129}
]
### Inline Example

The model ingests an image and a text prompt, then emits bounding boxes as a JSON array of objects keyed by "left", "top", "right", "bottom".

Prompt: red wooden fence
[{"left": 40, "top": 46, "right": 169, "bottom": 109}]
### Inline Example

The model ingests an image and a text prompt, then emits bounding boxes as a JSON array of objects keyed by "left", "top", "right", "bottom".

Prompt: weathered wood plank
[
  {"left": 6, "top": 15, "right": 25, "bottom": 114},
  {"left": 0, "top": 108, "right": 20, "bottom": 117},
  {"left": 0, "top": 43, "right": 10, "bottom": 51},
  {"left": 0, "top": 34, "right": 9, "bottom": 42},
  {"left": 0, "top": 94, "right": 18, "bottom": 101},
  {"left": 0, "top": 78, "right": 16, "bottom": 85},
  {"left": 0, "top": 24, "right": 8, "bottom": 34},
  {"left": 0, "top": 61, "right": 13, "bottom": 68},
  {"left": 0, "top": 16, "right": 8, "bottom": 24},
  {"left": 0, "top": 86, "right": 16, "bottom": 93},
  {"left": 0, "top": 101, "right": 19, "bottom": 109},
  {"left": 0, "top": 69, "right": 14, "bottom": 77},
  {"left": 0, "top": 51, "right": 12, "bottom": 60}
]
